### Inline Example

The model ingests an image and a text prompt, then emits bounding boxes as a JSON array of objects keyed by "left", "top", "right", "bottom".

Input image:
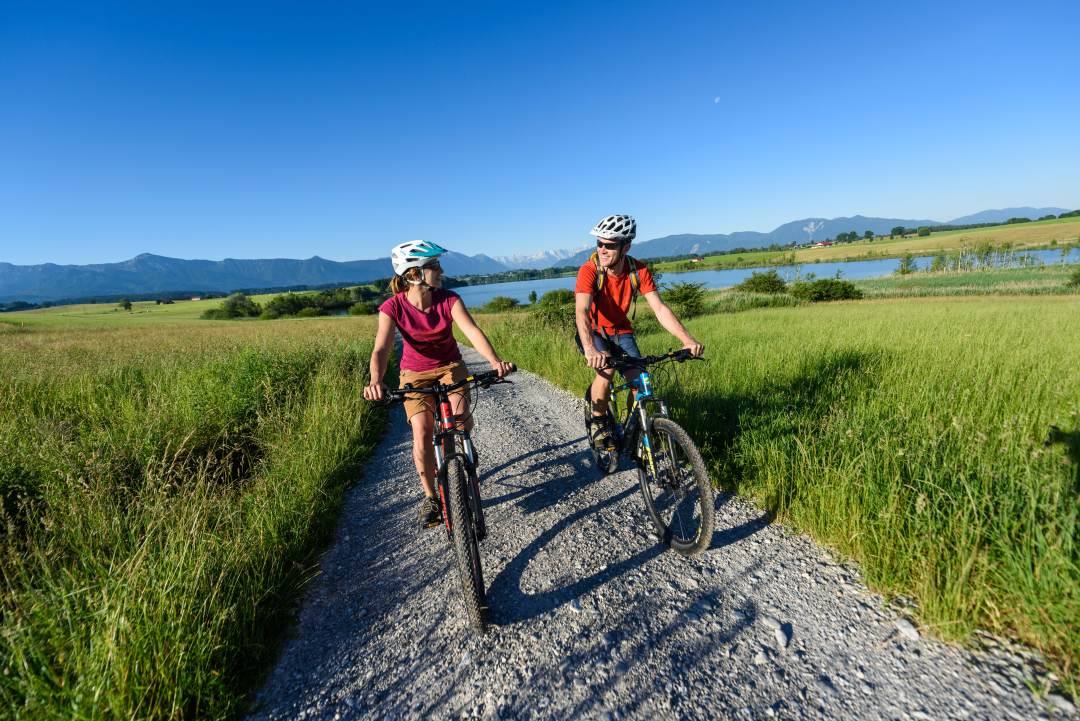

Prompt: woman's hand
[
  {"left": 490, "top": 360, "right": 515, "bottom": 378},
  {"left": 363, "top": 381, "right": 387, "bottom": 401}
]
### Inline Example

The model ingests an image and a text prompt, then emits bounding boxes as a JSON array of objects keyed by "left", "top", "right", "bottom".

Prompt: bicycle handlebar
[
  {"left": 377, "top": 365, "right": 516, "bottom": 405},
  {"left": 603, "top": 348, "right": 703, "bottom": 371}
]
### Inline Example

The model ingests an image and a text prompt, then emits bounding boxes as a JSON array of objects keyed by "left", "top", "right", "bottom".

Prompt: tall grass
[
  {"left": 0, "top": 319, "right": 383, "bottom": 719},
  {"left": 475, "top": 296, "right": 1080, "bottom": 689}
]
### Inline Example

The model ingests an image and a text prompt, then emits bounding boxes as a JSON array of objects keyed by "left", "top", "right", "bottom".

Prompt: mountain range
[{"left": 1, "top": 207, "right": 1071, "bottom": 304}]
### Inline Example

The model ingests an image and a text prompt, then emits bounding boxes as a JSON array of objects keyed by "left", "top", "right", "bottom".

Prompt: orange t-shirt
[{"left": 575, "top": 259, "right": 657, "bottom": 335}]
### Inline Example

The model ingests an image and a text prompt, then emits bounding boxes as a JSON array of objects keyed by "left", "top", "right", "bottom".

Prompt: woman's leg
[{"left": 409, "top": 411, "right": 437, "bottom": 497}]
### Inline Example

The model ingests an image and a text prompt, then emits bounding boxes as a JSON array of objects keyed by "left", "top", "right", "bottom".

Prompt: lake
[{"left": 453, "top": 248, "right": 1080, "bottom": 307}]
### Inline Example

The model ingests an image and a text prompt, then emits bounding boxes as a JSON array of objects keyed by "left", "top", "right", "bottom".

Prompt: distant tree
[
  {"left": 348, "top": 301, "right": 378, "bottom": 316},
  {"left": 896, "top": 253, "right": 918, "bottom": 275},
  {"left": 864, "top": 230, "right": 874, "bottom": 240},
  {"left": 789, "top": 279, "right": 863, "bottom": 302},
  {"left": 917, "top": 226, "right": 931, "bottom": 237},
  {"left": 528, "top": 290, "right": 538, "bottom": 304},
  {"left": 481, "top": 296, "right": 521, "bottom": 312},
  {"left": 118, "top": 299, "right": 132, "bottom": 311},
  {"left": 736, "top": 270, "right": 787, "bottom": 294},
  {"left": 1038, "top": 214, "right": 1057, "bottom": 221},
  {"left": 1004, "top": 217, "right": 1031, "bottom": 224},
  {"left": 662, "top": 282, "right": 708, "bottom": 318},
  {"left": 929, "top": 253, "right": 947, "bottom": 273},
  {"left": 890, "top": 226, "right": 906, "bottom": 238},
  {"left": 1058, "top": 210, "right": 1080, "bottom": 218},
  {"left": 221, "top": 292, "right": 262, "bottom": 318}
]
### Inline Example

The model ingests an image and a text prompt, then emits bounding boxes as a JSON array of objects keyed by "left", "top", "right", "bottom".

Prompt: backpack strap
[{"left": 589, "top": 254, "right": 643, "bottom": 327}]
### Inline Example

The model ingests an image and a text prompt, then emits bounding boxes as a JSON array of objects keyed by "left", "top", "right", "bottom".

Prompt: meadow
[
  {"left": 471, "top": 290, "right": 1080, "bottom": 691},
  {"left": 2, "top": 267, "right": 1078, "bottom": 717},
  {"left": 0, "top": 318, "right": 383, "bottom": 720},
  {"left": 652, "top": 215, "right": 1080, "bottom": 273}
]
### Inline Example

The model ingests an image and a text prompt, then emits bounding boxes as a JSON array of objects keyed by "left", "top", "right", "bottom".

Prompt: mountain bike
[
  {"left": 383, "top": 367, "right": 514, "bottom": 632},
  {"left": 584, "top": 348, "right": 715, "bottom": 556}
]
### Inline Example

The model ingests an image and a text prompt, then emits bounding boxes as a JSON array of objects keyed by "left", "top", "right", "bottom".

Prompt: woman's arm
[
  {"left": 450, "top": 301, "right": 514, "bottom": 376},
  {"left": 363, "top": 312, "right": 396, "bottom": 400},
  {"left": 643, "top": 291, "right": 704, "bottom": 356}
]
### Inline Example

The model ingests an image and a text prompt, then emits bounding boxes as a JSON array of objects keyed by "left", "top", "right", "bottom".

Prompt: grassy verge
[
  {"left": 852, "top": 263, "right": 1080, "bottom": 298},
  {"left": 473, "top": 295, "right": 1080, "bottom": 690},
  {"left": 0, "top": 318, "right": 383, "bottom": 719}
]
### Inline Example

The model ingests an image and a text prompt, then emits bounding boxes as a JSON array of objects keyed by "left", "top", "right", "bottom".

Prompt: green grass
[
  {"left": 474, "top": 295, "right": 1080, "bottom": 690},
  {"left": 854, "top": 263, "right": 1080, "bottom": 298},
  {"left": 0, "top": 317, "right": 384, "bottom": 719}
]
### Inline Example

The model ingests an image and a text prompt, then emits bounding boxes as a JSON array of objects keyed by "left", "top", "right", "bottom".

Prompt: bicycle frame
[
  {"left": 428, "top": 393, "right": 480, "bottom": 535},
  {"left": 609, "top": 370, "right": 671, "bottom": 480}
]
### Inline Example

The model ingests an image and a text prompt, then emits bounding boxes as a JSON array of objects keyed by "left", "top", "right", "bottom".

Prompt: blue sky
[{"left": 2, "top": 0, "right": 1078, "bottom": 265}]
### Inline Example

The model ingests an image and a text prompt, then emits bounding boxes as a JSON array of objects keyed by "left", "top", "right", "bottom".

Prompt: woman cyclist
[
  {"left": 575, "top": 214, "right": 704, "bottom": 450},
  {"left": 363, "top": 240, "right": 514, "bottom": 528}
]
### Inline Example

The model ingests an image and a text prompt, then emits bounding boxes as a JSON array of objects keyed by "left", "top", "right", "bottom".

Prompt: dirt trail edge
[{"left": 248, "top": 346, "right": 1073, "bottom": 721}]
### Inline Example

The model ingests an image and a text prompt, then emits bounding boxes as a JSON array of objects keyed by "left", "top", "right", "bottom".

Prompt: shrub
[
  {"left": 736, "top": 270, "right": 787, "bottom": 294},
  {"left": 118, "top": 299, "right": 132, "bottom": 311},
  {"left": 917, "top": 226, "right": 931, "bottom": 237},
  {"left": 790, "top": 279, "right": 864, "bottom": 302},
  {"left": 1068, "top": 267, "right": 1080, "bottom": 288},
  {"left": 200, "top": 308, "right": 234, "bottom": 320},
  {"left": 896, "top": 253, "right": 918, "bottom": 275},
  {"left": 348, "top": 301, "right": 378, "bottom": 316},
  {"left": 663, "top": 282, "right": 708, "bottom": 318},
  {"left": 532, "top": 289, "right": 575, "bottom": 327},
  {"left": 225, "top": 293, "right": 261, "bottom": 317},
  {"left": 295, "top": 307, "right": 324, "bottom": 318},
  {"left": 481, "top": 296, "right": 521, "bottom": 313}
]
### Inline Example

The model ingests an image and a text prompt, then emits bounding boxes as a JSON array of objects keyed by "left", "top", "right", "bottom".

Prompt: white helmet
[
  {"left": 590, "top": 214, "right": 636, "bottom": 242},
  {"left": 390, "top": 240, "right": 448, "bottom": 276}
]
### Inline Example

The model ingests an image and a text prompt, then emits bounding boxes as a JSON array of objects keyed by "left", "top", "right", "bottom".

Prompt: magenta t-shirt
[{"left": 378, "top": 289, "right": 463, "bottom": 372}]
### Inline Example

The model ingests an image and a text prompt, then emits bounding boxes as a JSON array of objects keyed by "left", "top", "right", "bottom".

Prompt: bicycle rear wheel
[
  {"left": 637, "top": 418, "right": 714, "bottom": 556},
  {"left": 446, "top": 456, "right": 487, "bottom": 631}
]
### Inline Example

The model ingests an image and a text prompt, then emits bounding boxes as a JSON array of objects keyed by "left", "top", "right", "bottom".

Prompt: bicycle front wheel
[
  {"left": 447, "top": 456, "right": 487, "bottom": 631},
  {"left": 637, "top": 418, "right": 715, "bottom": 556}
]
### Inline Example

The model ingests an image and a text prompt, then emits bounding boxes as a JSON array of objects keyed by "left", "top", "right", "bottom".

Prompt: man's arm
[
  {"left": 576, "top": 292, "right": 606, "bottom": 369},
  {"left": 643, "top": 291, "right": 704, "bottom": 356}
]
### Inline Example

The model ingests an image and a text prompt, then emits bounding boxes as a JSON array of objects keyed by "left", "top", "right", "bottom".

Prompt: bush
[
  {"left": 532, "top": 289, "right": 575, "bottom": 327},
  {"left": 790, "top": 279, "right": 864, "bottom": 302},
  {"left": 896, "top": 253, "right": 918, "bottom": 275},
  {"left": 348, "top": 301, "right": 378, "bottom": 316},
  {"left": 481, "top": 296, "right": 521, "bottom": 313},
  {"left": 1068, "top": 267, "right": 1080, "bottom": 288},
  {"left": 200, "top": 308, "right": 234, "bottom": 320},
  {"left": 201, "top": 292, "right": 262, "bottom": 320},
  {"left": 917, "top": 226, "right": 931, "bottom": 237},
  {"left": 295, "top": 307, "right": 324, "bottom": 318},
  {"left": 118, "top": 299, "right": 132, "bottom": 311},
  {"left": 736, "top": 270, "right": 787, "bottom": 294},
  {"left": 663, "top": 282, "right": 708, "bottom": 318}
]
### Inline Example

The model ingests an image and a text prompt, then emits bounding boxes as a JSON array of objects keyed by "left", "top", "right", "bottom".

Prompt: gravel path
[{"left": 248, "top": 346, "right": 1074, "bottom": 721}]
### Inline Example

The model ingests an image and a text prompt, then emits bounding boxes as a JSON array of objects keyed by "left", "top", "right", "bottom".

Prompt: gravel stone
[
  {"left": 896, "top": 618, "right": 921, "bottom": 642},
  {"left": 247, "top": 346, "right": 1069, "bottom": 721}
]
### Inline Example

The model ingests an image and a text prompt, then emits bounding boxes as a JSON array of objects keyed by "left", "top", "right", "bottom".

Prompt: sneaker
[
  {"left": 418, "top": 496, "right": 442, "bottom": 529},
  {"left": 589, "top": 417, "right": 616, "bottom": 451}
]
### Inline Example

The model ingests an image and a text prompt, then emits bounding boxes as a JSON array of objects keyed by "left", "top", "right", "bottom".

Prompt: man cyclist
[{"left": 575, "top": 214, "right": 704, "bottom": 450}]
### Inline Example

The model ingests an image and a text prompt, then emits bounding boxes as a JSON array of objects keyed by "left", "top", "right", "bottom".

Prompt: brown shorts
[{"left": 398, "top": 361, "right": 469, "bottom": 422}]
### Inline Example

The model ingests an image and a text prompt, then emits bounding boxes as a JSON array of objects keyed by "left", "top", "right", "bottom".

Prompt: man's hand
[
  {"left": 490, "top": 360, "right": 515, "bottom": 378},
  {"left": 362, "top": 381, "right": 387, "bottom": 401},
  {"left": 683, "top": 340, "right": 704, "bottom": 358},
  {"left": 584, "top": 348, "right": 609, "bottom": 369}
]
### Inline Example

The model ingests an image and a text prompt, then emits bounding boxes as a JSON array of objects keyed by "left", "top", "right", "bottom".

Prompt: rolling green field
[
  {"left": 473, "top": 293, "right": 1080, "bottom": 690},
  {"left": 0, "top": 318, "right": 383, "bottom": 719},
  {"left": 3, "top": 270, "right": 1078, "bottom": 715},
  {"left": 652, "top": 215, "right": 1080, "bottom": 273}
]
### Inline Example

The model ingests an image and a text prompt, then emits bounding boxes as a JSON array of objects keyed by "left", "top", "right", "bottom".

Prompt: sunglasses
[
  {"left": 596, "top": 240, "right": 624, "bottom": 251},
  {"left": 422, "top": 260, "right": 442, "bottom": 271}
]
